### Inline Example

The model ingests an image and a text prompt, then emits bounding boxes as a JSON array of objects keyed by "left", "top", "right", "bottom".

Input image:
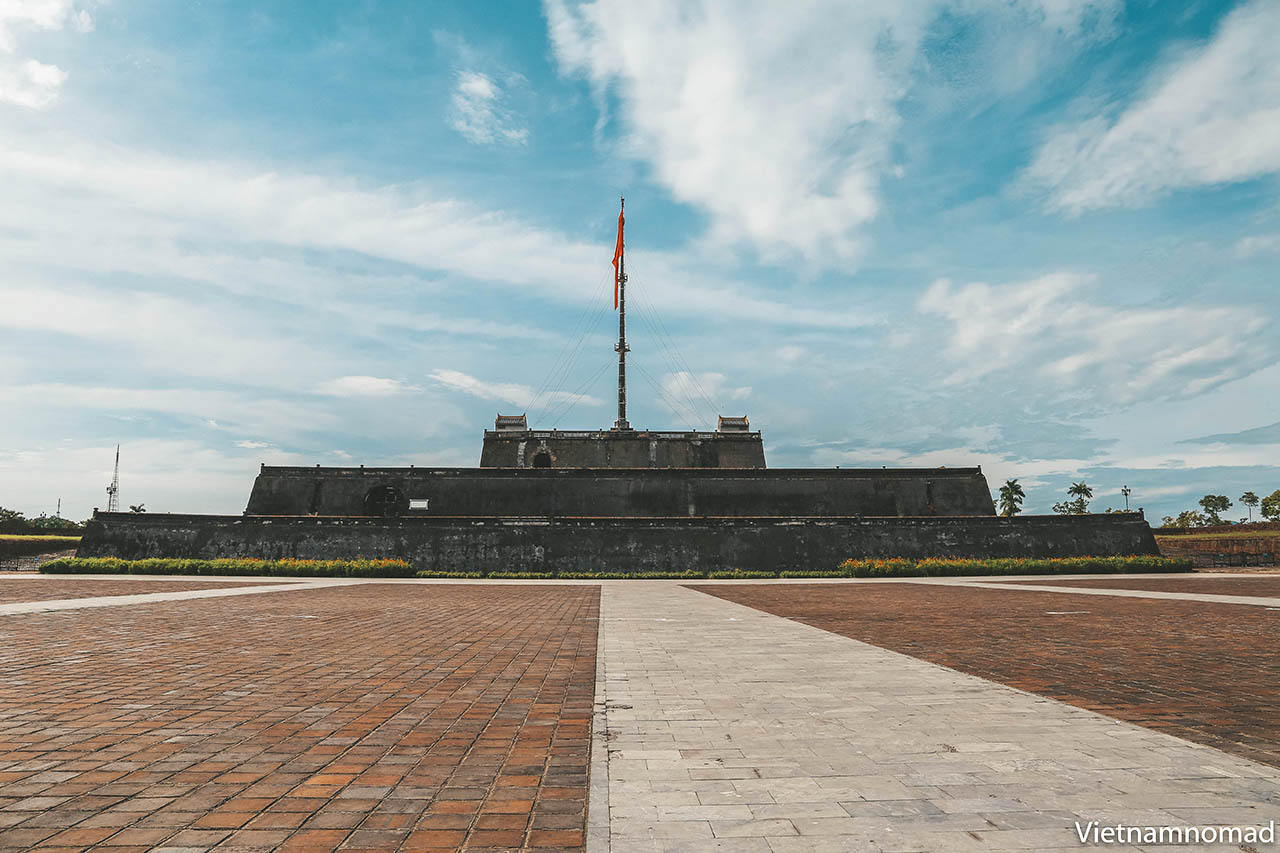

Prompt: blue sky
[{"left": 2, "top": 0, "right": 1278, "bottom": 523}]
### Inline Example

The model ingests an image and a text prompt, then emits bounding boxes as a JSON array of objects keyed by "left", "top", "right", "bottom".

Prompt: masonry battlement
[
  {"left": 479, "top": 427, "right": 767, "bottom": 469},
  {"left": 244, "top": 465, "right": 995, "bottom": 518}
]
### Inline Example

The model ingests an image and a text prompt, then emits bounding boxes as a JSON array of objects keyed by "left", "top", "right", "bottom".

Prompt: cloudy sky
[{"left": 2, "top": 0, "right": 1278, "bottom": 522}]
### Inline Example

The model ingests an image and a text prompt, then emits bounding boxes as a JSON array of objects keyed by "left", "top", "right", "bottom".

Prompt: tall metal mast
[
  {"left": 613, "top": 196, "right": 631, "bottom": 430},
  {"left": 106, "top": 445, "right": 120, "bottom": 512}
]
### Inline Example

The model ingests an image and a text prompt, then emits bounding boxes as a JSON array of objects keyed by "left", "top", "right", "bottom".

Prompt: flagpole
[{"left": 614, "top": 196, "right": 630, "bottom": 430}]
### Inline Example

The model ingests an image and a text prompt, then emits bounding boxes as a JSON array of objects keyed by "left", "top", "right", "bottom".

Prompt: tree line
[
  {"left": 1159, "top": 489, "right": 1279, "bottom": 528},
  {"left": 0, "top": 507, "right": 86, "bottom": 534},
  {"left": 993, "top": 482, "right": 1280, "bottom": 526}
]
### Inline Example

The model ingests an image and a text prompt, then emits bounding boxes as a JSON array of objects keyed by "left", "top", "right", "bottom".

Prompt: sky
[{"left": 1, "top": 0, "right": 1278, "bottom": 523}]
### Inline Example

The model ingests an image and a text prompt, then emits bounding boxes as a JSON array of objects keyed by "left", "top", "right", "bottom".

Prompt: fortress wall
[
  {"left": 244, "top": 467, "right": 997, "bottom": 517},
  {"left": 79, "top": 512, "right": 1158, "bottom": 571},
  {"left": 478, "top": 430, "right": 767, "bottom": 468}
]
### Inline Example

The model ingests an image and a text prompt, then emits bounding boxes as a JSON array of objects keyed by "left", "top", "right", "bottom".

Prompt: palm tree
[
  {"left": 1067, "top": 481, "right": 1092, "bottom": 514},
  {"left": 997, "top": 479, "right": 1025, "bottom": 517}
]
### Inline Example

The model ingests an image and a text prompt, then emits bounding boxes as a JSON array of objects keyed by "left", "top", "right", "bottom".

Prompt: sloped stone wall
[
  {"left": 244, "top": 466, "right": 997, "bottom": 518},
  {"left": 79, "top": 511, "right": 1158, "bottom": 572}
]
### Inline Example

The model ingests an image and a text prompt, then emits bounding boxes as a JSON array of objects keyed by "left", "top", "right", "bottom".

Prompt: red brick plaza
[
  {"left": 0, "top": 583, "right": 596, "bottom": 852},
  {"left": 0, "top": 573, "right": 1277, "bottom": 851}
]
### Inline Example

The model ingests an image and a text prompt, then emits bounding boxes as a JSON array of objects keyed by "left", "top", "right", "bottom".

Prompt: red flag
[{"left": 611, "top": 204, "right": 624, "bottom": 309}]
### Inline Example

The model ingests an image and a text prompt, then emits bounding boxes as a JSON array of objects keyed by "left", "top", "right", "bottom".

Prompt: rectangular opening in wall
[{"left": 409, "top": 498, "right": 430, "bottom": 511}]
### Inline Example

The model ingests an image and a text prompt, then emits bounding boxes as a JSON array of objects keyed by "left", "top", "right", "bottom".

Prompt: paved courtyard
[
  {"left": 0, "top": 574, "right": 1276, "bottom": 851},
  {"left": 0, "top": 583, "right": 596, "bottom": 852}
]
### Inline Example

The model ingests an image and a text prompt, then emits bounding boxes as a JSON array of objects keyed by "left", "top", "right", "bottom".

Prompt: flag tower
[{"left": 612, "top": 197, "right": 631, "bottom": 430}]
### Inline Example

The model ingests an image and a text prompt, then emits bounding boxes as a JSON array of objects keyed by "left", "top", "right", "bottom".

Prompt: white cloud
[
  {"left": 0, "top": 382, "right": 345, "bottom": 439},
  {"left": 917, "top": 272, "right": 1271, "bottom": 405},
  {"left": 0, "top": 439, "right": 297, "bottom": 520},
  {"left": 0, "top": 277, "right": 349, "bottom": 391},
  {"left": 234, "top": 440, "right": 271, "bottom": 449},
  {"left": 0, "top": 134, "right": 874, "bottom": 330},
  {"left": 0, "top": 57, "right": 65, "bottom": 107},
  {"left": 315, "top": 376, "right": 418, "bottom": 397},
  {"left": 776, "top": 345, "right": 805, "bottom": 364},
  {"left": 1026, "top": 0, "right": 1280, "bottom": 214},
  {"left": 1235, "top": 233, "right": 1280, "bottom": 257},
  {"left": 658, "top": 371, "right": 750, "bottom": 425},
  {"left": 0, "top": 0, "right": 92, "bottom": 109},
  {"left": 448, "top": 70, "right": 529, "bottom": 145},
  {"left": 429, "top": 368, "right": 603, "bottom": 410},
  {"left": 815, "top": 442, "right": 1094, "bottom": 490},
  {"left": 0, "top": 1, "right": 73, "bottom": 49},
  {"left": 546, "top": 0, "right": 1117, "bottom": 263},
  {"left": 546, "top": 0, "right": 914, "bottom": 263}
]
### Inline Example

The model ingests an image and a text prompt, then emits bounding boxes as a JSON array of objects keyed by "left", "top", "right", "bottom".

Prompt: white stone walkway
[
  {"left": 592, "top": 582, "right": 1280, "bottom": 852},
  {"left": 0, "top": 579, "right": 340, "bottom": 615}
]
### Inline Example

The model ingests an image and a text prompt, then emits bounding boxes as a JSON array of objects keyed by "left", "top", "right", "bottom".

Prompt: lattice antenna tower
[{"left": 106, "top": 444, "right": 120, "bottom": 512}]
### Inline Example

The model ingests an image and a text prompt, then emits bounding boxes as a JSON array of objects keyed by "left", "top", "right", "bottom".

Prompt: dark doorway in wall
[
  {"left": 363, "top": 485, "right": 408, "bottom": 517},
  {"left": 531, "top": 450, "right": 552, "bottom": 468}
]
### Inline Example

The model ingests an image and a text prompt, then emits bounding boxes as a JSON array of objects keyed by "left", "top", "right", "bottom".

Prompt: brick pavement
[
  {"left": 0, "top": 583, "right": 597, "bottom": 852},
  {"left": 597, "top": 582, "right": 1280, "bottom": 852},
  {"left": 1001, "top": 575, "right": 1280, "bottom": 596},
  {"left": 696, "top": 581, "right": 1280, "bottom": 768},
  {"left": 0, "top": 579, "right": 251, "bottom": 605}
]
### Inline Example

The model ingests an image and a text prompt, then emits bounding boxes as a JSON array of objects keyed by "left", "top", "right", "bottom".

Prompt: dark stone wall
[
  {"left": 79, "top": 512, "right": 1158, "bottom": 571},
  {"left": 244, "top": 466, "right": 997, "bottom": 518},
  {"left": 479, "top": 430, "right": 767, "bottom": 468}
]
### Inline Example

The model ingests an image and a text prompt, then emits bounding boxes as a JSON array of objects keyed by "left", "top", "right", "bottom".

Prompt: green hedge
[
  {"left": 836, "top": 555, "right": 1191, "bottom": 577},
  {"left": 1, "top": 535, "right": 81, "bottom": 558},
  {"left": 39, "top": 557, "right": 413, "bottom": 577},
  {"left": 40, "top": 554, "right": 1190, "bottom": 579},
  {"left": 414, "top": 569, "right": 706, "bottom": 579},
  {"left": 425, "top": 556, "right": 1188, "bottom": 579}
]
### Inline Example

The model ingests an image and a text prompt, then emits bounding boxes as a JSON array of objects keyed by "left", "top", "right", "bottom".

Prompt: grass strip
[{"left": 1, "top": 535, "right": 82, "bottom": 558}]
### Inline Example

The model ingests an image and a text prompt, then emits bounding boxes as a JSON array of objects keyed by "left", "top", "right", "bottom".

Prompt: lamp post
[{"left": 1121, "top": 485, "right": 1131, "bottom": 511}]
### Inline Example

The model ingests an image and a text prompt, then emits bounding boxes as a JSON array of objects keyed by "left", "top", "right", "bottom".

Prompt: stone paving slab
[
  {"left": 0, "top": 583, "right": 597, "bottom": 851},
  {"left": 595, "top": 583, "right": 1280, "bottom": 852},
  {"left": 0, "top": 579, "right": 265, "bottom": 605},
  {"left": 697, "top": 582, "right": 1280, "bottom": 769},
  {"left": 0, "top": 582, "right": 331, "bottom": 616}
]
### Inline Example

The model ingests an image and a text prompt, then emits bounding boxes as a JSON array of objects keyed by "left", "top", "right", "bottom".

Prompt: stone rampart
[
  {"left": 79, "top": 512, "right": 1158, "bottom": 572},
  {"left": 244, "top": 466, "right": 997, "bottom": 518}
]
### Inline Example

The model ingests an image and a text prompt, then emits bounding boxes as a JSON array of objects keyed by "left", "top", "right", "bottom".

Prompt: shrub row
[
  {"left": 412, "top": 568, "right": 780, "bottom": 580},
  {"left": 836, "top": 555, "right": 1191, "bottom": 577},
  {"left": 1, "top": 535, "right": 81, "bottom": 558},
  {"left": 40, "top": 554, "right": 1190, "bottom": 578},
  {"left": 419, "top": 556, "right": 1189, "bottom": 579},
  {"left": 39, "top": 557, "right": 413, "bottom": 577}
]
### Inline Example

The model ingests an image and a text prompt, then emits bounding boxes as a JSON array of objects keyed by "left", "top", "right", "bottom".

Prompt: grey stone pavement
[
  {"left": 592, "top": 582, "right": 1280, "bottom": 852},
  {"left": 0, "top": 578, "right": 340, "bottom": 615}
]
